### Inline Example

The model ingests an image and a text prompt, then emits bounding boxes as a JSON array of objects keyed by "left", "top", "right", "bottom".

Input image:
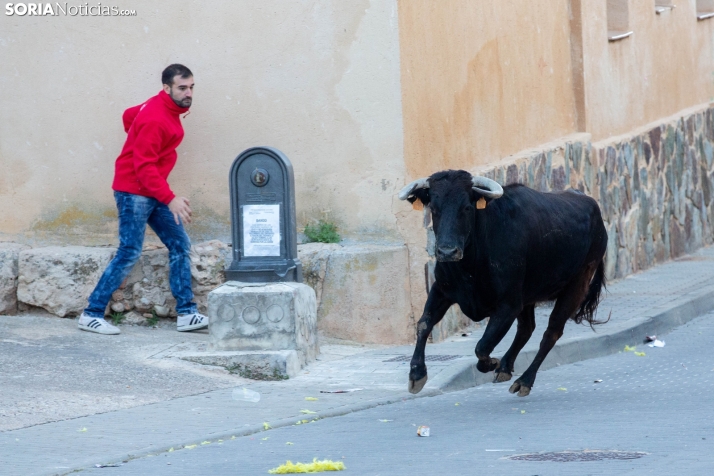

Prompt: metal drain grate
[
  {"left": 383, "top": 354, "right": 462, "bottom": 363},
  {"left": 506, "top": 451, "right": 647, "bottom": 462}
]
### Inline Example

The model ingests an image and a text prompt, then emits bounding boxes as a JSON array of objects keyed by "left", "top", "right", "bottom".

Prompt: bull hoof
[
  {"left": 409, "top": 375, "right": 428, "bottom": 394},
  {"left": 493, "top": 371, "right": 512, "bottom": 383},
  {"left": 489, "top": 358, "right": 500, "bottom": 371},
  {"left": 477, "top": 357, "right": 500, "bottom": 374},
  {"left": 509, "top": 380, "right": 531, "bottom": 397}
]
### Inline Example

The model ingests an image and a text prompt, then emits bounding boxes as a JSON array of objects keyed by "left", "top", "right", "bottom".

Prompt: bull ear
[
  {"left": 398, "top": 178, "right": 430, "bottom": 205},
  {"left": 471, "top": 176, "right": 503, "bottom": 199}
]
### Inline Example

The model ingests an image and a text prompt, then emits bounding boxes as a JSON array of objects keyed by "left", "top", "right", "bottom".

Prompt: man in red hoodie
[{"left": 79, "top": 64, "right": 208, "bottom": 335}]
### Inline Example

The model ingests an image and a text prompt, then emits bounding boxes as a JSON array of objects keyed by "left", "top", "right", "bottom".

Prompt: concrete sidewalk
[{"left": 3, "top": 246, "right": 714, "bottom": 475}]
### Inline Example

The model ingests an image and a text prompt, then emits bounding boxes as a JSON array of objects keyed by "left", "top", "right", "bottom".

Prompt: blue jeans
[{"left": 84, "top": 191, "right": 197, "bottom": 317}]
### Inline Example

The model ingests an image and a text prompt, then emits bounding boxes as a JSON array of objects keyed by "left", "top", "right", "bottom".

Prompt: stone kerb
[
  {"left": 17, "top": 246, "right": 116, "bottom": 317},
  {"left": 0, "top": 243, "right": 31, "bottom": 315}
]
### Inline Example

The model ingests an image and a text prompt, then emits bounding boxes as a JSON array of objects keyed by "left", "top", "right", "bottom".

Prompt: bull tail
[{"left": 572, "top": 260, "right": 609, "bottom": 328}]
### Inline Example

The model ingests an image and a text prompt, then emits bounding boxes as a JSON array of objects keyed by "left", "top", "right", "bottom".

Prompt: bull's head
[{"left": 398, "top": 170, "right": 503, "bottom": 262}]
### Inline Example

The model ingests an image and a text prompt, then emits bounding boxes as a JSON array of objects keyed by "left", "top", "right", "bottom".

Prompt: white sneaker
[
  {"left": 78, "top": 313, "right": 121, "bottom": 335},
  {"left": 177, "top": 312, "right": 209, "bottom": 332}
]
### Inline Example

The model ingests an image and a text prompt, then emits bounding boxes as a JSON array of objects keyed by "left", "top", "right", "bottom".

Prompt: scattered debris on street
[
  {"left": 232, "top": 388, "right": 261, "bottom": 402},
  {"left": 417, "top": 425, "right": 430, "bottom": 437},
  {"left": 268, "top": 458, "right": 345, "bottom": 473},
  {"left": 320, "top": 388, "right": 363, "bottom": 394},
  {"left": 625, "top": 345, "right": 647, "bottom": 355}
]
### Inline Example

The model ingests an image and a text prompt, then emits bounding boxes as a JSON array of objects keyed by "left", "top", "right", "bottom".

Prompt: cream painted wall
[
  {"left": 397, "top": 0, "right": 579, "bottom": 179},
  {"left": 0, "top": 0, "right": 406, "bottom": 244},
  {"left": 397, "top": 0, "right": 714, "bottom": 176},
  {"left": 580, "top": 0, "right": 714, "bottom": 140},
  {"left": 1, "top": 0, "right": 712, "bottom": 252}
]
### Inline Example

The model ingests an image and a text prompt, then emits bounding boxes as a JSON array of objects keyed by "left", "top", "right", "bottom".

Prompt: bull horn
[
  {"left": 471, "top": 176, "right": 504, "bottom": 199},
  {"left": 398, "top": 178, "right": 430, "bottom": 201}
]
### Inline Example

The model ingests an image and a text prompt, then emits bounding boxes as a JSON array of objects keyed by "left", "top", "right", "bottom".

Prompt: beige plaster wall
[
  {"left": 0, "top": 0, "right": 406, "bottom": 244},
  {"left": 397, "top": 0, "right": 579, "bottom": 178},
  {"left": 580, "top": 0, "right": 714, "bottom": 140}
]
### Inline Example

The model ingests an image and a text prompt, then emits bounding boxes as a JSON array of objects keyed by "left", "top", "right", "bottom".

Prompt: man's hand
[{"left": 168, "top": 197, "right": 192, "bottom": 225}]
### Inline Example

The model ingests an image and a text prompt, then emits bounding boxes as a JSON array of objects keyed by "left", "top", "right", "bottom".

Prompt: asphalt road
[
  {"left": 77, "top": 311, "right": 714, "bottom": 475},
  {"left": 0, "top": 314, "right": 241, "bottom": 431}
]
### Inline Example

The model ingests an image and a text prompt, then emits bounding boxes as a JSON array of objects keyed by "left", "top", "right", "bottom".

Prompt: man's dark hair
[{"left": 162, "top": 64, "right": 193, "bottom": 86}]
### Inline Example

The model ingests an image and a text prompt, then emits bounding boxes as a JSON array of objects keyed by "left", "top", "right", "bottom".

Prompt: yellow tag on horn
[
  {"left": 476, "top": 197, "right": 487, "bottom": 209},
  {"left": 412, "top": 197, "right": 424, "bottom": 211}
]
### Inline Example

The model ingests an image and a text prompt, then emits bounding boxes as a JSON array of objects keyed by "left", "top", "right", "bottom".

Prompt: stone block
[
  {"left": 604, "top": 222, "right": 618, "bottom": 280},
  {"left": 123, "top": 310, "right": 148, "bottom": 326},
  {"left": 108, "top": 240, "right": 230, "bottom": 317},
  {"left": 0, "top": 243, "right": 30, "bottom": 315},
  {"left": 191, "top": 240, "right": 231, "bottom": 310},
  {"left": 431, "top": 304, "right": 472, "bottom": 343},
  {"left": 17, "top": 246, "right": 116, "bottom": 317},
  {"left": 208, "top": 282, "right": 318, "bottom": 368},
  {"left": 311, "top": 244, "right": 412, "bottom": 345},
  {"left": 297, "top": 242, "right": 342, "bottom": 309}
]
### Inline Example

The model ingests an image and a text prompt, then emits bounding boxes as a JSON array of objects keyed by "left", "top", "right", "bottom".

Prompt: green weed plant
[
  {"left": 110, "top": 312, "right": 125, "bottom": 325},
  {"left": 304, "top": 220, "right": 340, "bottom": 244},
  {"left": 146, "top": 310, "right": 160, "bottom": 327}
]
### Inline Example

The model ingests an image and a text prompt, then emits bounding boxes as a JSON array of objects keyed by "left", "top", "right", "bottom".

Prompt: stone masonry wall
[
  {"left": 108, "top": 240, "right": 231, "bottom": 317},
  {"left": 0, "top": 243, "right": 30, "bottom": 315},
  {"left": 12, "top": 241, "right": 230, "bottom": 318},
  {"left": 474, "top": 105, "right": 714, "bottom": 280}
]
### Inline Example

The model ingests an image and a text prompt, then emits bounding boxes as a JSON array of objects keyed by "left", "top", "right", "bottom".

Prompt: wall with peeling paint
[
  {"left": 397, "top": 0, "right": 714, "bottom": 179},
  {"left": 397, "top": 0, "right": 579, "bottom": 178},
  {"left": 2, "top": 1, "right": 712, "bottom": 247},
  {"left": 578, "top": 0, "right": 714, "bottom": 141},
  {"left": 0, "top": 0, "right": 405, "bottom": 245}
]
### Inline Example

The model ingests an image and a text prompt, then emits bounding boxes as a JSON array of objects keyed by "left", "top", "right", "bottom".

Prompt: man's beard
[{"left": 170, "top": 93, "right": 192, "bottom": 108}]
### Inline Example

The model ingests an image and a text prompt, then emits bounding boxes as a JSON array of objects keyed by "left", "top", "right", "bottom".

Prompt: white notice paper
[{"left": 242, "top": 205, "right": 281, "bottom": 257}]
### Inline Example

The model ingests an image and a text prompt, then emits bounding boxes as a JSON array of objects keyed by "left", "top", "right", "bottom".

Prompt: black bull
[{"left": 399, "top": 170, "right": 608, "bottom": 397}]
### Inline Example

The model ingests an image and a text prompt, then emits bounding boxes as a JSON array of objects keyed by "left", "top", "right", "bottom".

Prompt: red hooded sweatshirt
[{"left": 112, "top": 90, "right": 189, "bottom": 204}]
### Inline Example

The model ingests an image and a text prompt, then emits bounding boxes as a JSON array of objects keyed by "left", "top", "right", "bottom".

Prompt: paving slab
[{"left": 2, "top": 246, "right": 714, "bottom": 475}]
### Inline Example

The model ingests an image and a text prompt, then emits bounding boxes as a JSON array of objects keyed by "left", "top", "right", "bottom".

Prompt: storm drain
[
  {"left": 383, "top": 355, "right": 462, "bottom": 363},
  {"left": 506, "top": 450, "right": 648, "bottom": 462}
]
